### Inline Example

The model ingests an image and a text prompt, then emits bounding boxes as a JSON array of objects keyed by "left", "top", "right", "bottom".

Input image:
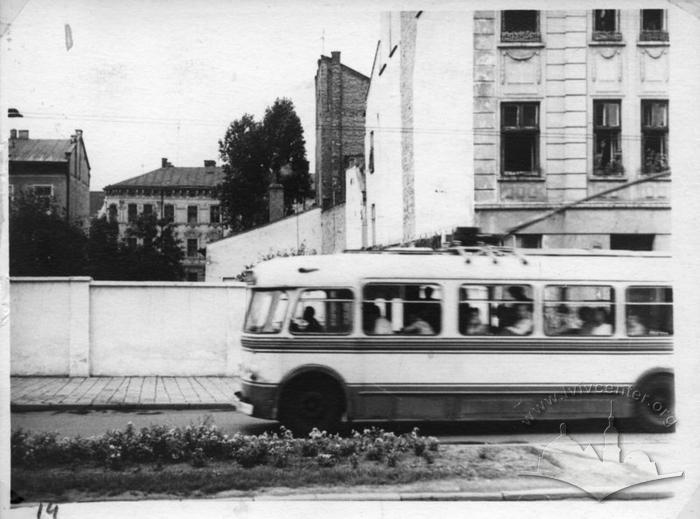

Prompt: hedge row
[{"left": 12, "top": 422, "right": 439, "bottom": 470}]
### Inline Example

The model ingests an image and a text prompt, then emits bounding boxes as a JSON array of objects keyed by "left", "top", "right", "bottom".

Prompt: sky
[{"left": 2, "top": 0, "right": 380, "bottom": 189}]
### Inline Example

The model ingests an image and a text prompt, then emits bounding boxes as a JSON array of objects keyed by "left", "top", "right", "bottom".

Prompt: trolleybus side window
[
  {"left": 626, "top": 286, "right": 673, "bottom": 336},
  {"left": 459, "top": 284, "right": 533, "bottom": 336},
  {"left": 290, "top": 289, "right": 354, "bottom": 334},
  {"left": 363, "top": 283, "right": 442, "bottom": 335},
  {"left": 544, "top": 285, "right": 614, "bottom": 336},
  {"left": 244, "top": 289, "right": 289, "bottom": 334}
]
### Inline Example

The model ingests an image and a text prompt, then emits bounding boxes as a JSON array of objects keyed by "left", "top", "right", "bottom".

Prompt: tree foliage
[
  {"left": 86, "top": 214, "right": 185, "bottom": 281},
  {"left": 9, "top": 194, "right": 185, "bottom": 280},
  {"left": 218, "top": 98, "right": 312, "bottom": 231},
  {"left": 9, "top": 193, "right": 88, "bottom": 276}
]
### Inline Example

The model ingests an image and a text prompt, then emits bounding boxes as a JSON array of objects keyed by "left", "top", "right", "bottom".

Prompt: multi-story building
[
  {"left": 8, "top": 129, "right": 91, "bottom": 225},
  {"left": 315, "top": 51, "right": 370, "bottom": 252},
  {"left": 103, "top": 158, "right": 225, "bottom": 281},
  {"left": 351, "top": 9, "right": 673, "bottom": 251}
]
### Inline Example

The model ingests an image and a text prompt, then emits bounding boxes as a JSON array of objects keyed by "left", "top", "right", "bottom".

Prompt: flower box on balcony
[{"left": 592, "top": 31, "right": 623, "bottom": 42}]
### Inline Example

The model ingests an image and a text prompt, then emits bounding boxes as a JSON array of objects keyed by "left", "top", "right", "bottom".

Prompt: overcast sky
[{"left": 3, "top": 0, "right": 379, "bottom": 189}]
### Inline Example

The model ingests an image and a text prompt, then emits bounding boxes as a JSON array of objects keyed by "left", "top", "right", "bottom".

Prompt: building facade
[
  {"left": 355, "top": 10, "right": 673, "bottom": 251},
  {"left": 103, "top": 159, "right": 225, "bottom": 281},
  {"left": 315, "top": 51, "right": 370, "bottom": 252},
  {"left": 8, "top": 129, "right": 91, "bottom": 225}
]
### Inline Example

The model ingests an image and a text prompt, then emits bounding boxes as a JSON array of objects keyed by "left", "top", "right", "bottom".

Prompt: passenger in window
[
  {"left": 422, "top": 286, "right": 440, "bottom": 330},
  {"left": 545, "top": 304, "right": 574, "bottom": 335},
  {"left": 302, "top": 306, "right": 324, "bottom": 333},
  {"left": 402, "top": 312, "right": 434, "bottom": 335},
  {"left": 504, "top": 303, "right": 533, "bottom": 335},
  {"left": 590, "top": 307, "right": 612, "bottom": 336},
  {"left": 578, "top": 306, "right": 595, "bottom": 335},
  {"left": 508, "top": 286, "right": 532, "bottom": 302},
  {"left": 364, "top": 304, "right": 393, "bottom": 334},
  {"left": 626, "top": 313, "right": 647, "bottom": 336},
  {"left": 464, "top": 308, "right": 489, "bottom": 335}
]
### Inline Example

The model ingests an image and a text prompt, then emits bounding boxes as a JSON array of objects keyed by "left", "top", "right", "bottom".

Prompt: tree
[
  {"left": 86, "top": 214, "right": 185, "bottom": 281},
  {"left": 218, "top": 98, "right": 312, "bottom": 231},
  {"left": 262, "top": 98, "right": 312, "bottom": 213},
  {"left": 9, "top": 193, "right": 87, "bottom": 276},
  {"left": 218, "top": 114, "right": 270, "bottom": 231}
]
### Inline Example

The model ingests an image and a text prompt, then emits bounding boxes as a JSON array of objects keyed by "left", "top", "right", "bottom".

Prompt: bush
[{"left": 11, "top": 422, "right": 440, "bottom": 471}]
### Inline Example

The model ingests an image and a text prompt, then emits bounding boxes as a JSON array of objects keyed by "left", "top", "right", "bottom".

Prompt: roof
[
  {"left": 317, "top": 54, "right": 370, "bottom": 81},
  {"left": 105, "top": 166, "right": 225, "bottom": 190},
  {"left": 9, "top": 139, "right": 75, "bottom": 162},
  {"left": 251, "top": 249, "right": 673, "bottom": 288}
]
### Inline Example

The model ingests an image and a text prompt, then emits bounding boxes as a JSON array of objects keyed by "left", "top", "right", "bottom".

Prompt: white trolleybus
[{"left": 233, "top": 247, "right": 674, "bottom": 433}]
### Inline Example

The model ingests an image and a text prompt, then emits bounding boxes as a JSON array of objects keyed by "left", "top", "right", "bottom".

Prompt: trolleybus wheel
[
  {"left": 278, "top": 375, "right": 343, "bottom": 435},
  {"left": 635, "top": 372, "right": 675, "bottom": 433}
]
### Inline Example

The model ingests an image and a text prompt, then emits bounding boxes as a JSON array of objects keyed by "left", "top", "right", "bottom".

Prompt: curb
[
  {"left": 12, "top": 489, "right": 675, "bottom": 506},
  {"left": 11, "top": 403, "right": 237, "bottom": 412}
]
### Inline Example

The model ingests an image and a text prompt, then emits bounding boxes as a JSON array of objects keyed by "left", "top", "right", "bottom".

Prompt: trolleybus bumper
[{"left": 233, "top": 391, "right": 254, "bottom": 416}]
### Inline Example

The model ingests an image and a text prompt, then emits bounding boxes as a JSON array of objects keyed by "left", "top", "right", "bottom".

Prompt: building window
[
  {"left": 368, "top": 131, "right": 374, "bottom": 174},
  {"left": 127, "top": 203, "right": 138, "bottom": 223},
  {"left": 30, "top": 184, "right": 54, "bottom": 204},
  {"left": 163, "top": 204, "right": 174, "bottom": 223},
  {"left": 186, "top": 271, "right": 199, "bottom": 282},
  {"left": 126, "top": 237, "right": 137, "bottom": 248},
  {"left": 187, "top": 238, "right": 199, "bottom": 257},
  {"left": 515, "top": 234, "right": 542, "bottom": 249},
  {"left": 501, "top": 11, "right": 540, "bottom": 42},
  {"left": 642, "top": 100, "right": 669, "bottom": 174},
  {"left": 210, "top": 205, "right": 221, "bottom": 224},
  {"left": 593, "top": 100, "right": 623, "bottom": 176},
  {"left": 610, "top": 234, "right": 655, "bottom": 251},
  {"left": 592, "top": 10, "right": 621, "bottom": 41},
  {"left": 640, "top": 10, "right": 668, "bottom": 41},
  {"left": 501, "top": 102, "right": 540, "bottom": 176},
  {"left": 108, "top": 204, "right": 118, "bottom": 222},
  {"left": 187, "top": 205, "right": 198, "bottom": 224},
  {"left": 9, "top": 183, "right": 15, "bottom": 201},
  {"left": 143, "top": 204, "right": 153, "bottom": 217}
]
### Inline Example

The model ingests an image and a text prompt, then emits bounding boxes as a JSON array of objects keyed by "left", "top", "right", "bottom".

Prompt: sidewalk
[{"left": 10, "top": 376, "right": 240, "bottom": 411}]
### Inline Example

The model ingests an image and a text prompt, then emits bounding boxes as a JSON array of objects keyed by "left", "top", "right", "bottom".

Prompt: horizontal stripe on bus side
[
  {"left": 346, "top": 383, "right": 635, "bottom": 395},
  {"left": 240, "top": 380, "right": 638, "bottom": 395},
  {"left": 241, "top": 341, "right": 671, "bottom": 354}
]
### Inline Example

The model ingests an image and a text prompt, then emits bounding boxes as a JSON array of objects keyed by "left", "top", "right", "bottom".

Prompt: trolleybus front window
[{"left": 244, "top": 289, "right": 289, "bottom": 333}]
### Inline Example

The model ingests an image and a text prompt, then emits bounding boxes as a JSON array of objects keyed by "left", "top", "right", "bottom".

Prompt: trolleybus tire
[
  {"left": 635, "top": 372, "right": 675, "bottom": 433},
  {"left": 278, "top": 374, "right": 343, "bottom": 435}
]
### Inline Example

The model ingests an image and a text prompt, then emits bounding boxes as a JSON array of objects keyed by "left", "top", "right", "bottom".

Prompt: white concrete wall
[
  {"left": 205, "top": 208, "right": 322, "bottom": 282},
  {"left": 413, "top": 11, "right": 474, "bottom": 239},
  {"left": 365, "top": 14, "right": 404, "bottom": 247},
  {"left": 345, "top": 165, "right": 366, "bottom": 249},
  {"left": 10, "top": 278, "right": 248, "bottom": 376}
]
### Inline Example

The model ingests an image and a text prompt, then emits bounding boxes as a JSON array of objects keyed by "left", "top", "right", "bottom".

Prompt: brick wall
[{"left": 315, "top": 52, "right": 369, "bottom": 208}]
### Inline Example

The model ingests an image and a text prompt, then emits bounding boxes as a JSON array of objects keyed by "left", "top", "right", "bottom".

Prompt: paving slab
[{"left": 11, "top": 376, "right": 240, "bottom": 411}]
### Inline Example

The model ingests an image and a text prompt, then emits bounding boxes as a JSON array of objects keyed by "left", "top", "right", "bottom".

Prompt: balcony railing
[
  {"left": 501, "top": 31, "right": 541, "bottom": 43},
  {"left": 592, "top": 31, "right": 623, "bottom": 42},
  {"left": 639, "top": 30, "right": 669, "bottom": 42}
]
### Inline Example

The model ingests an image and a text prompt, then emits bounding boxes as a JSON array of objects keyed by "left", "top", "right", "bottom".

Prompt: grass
[{"left": 12, "top": 444, "right": 548, "bottom": 502}]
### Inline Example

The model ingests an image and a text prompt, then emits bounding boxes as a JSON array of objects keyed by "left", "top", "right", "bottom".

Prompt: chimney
[
  {"left": 18, "top": 130, "right": 29, "bottom": 139},
  {"left": 268, "top": 183, "right": 284, "bottom": 223},
  {"left": 10, "top": 129, "right": 17, "bottom": 139},
  {"left": 161, "top": 157, "right": 172, "bottom": 168},
  {"left": 331, "top": 50, "right": 340, "bottom": 63},
  {"left": 75, "top": 129, "right": 83, "bottom": 140},
  {"left": 204, "top": 160, "right": 216, "bottom": 172}
]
